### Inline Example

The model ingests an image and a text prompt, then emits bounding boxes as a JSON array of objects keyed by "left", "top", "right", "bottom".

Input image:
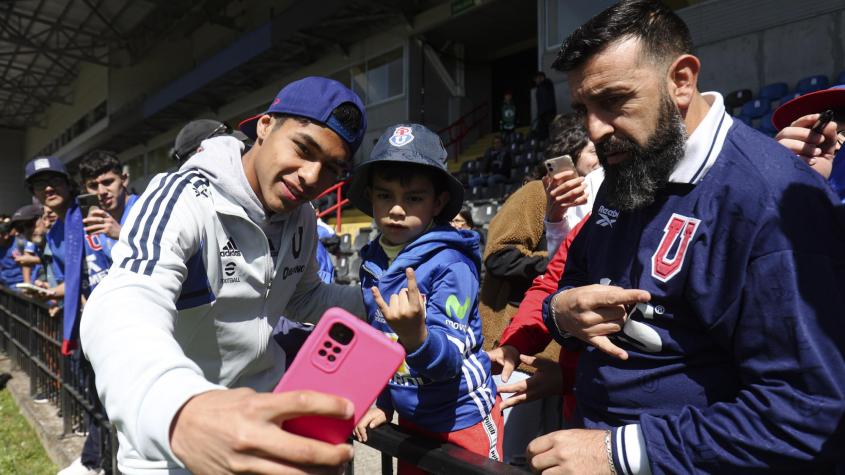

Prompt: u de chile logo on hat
[{"left": 389, "top": 126, "right": 414, "bottom": 147}]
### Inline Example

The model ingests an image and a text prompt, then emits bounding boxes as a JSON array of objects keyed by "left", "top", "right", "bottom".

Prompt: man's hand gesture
[
  {"left": 371, "top": 267, "right": 427, "bottom": 353},
  {"left": 550, "top": 285, "right": 651, "bottom": 360}
]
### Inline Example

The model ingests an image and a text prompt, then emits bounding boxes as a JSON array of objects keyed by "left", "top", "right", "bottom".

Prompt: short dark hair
[
  {"left": 457, "top": 206, "right": 475, "bottom": 228},
  {"left": 78, "top": 150, "right": 122, "bottom": 182},
  {"left": 553, "top": 0, "right": 692, "bottom": 72},
  {"left": 271, "top": 102, "right": 364, "bottom": 139},
  {"left": 545, "top": 112, "right": 589, "bottom": 165}
]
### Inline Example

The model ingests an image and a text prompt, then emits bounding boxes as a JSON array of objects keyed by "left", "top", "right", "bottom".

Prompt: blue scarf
[{"left": 61, "top": 200, "right": 85, "bottom": 355}]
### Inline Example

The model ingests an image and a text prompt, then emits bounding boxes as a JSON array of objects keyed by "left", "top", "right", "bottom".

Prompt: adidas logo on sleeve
[{"left": 219, "top": 238, "right": 242, "bottom": 257}]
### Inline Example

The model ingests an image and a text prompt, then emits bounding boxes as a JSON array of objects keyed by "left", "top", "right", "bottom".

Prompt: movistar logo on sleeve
[{"left": 445, "top": 295, "right": 469, "bottom": 320}]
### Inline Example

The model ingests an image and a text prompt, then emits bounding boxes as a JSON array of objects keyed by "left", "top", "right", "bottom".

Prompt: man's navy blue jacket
[{"left": 545, "top": 120, "right": 845, "bottom": 473}]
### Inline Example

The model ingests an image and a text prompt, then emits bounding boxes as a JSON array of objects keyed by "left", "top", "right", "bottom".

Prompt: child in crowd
[{"left": 350, "top": 124, "right": 504, "bottom": 472}]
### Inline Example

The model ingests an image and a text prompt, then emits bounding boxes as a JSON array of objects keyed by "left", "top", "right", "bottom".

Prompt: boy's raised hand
[{"left": 371, "top": 267, "right": 428, "bottom": 353}]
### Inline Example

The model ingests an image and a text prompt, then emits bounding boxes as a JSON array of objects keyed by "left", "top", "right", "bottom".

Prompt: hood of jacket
[
  {"left": 362, "top": 224, "right": 481, "bottom": 279},
  {"left": 180, "top": 136, "right": 289, "bottom": 233}
]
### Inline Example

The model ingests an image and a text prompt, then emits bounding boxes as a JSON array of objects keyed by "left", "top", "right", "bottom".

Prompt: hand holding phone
[
  {"left": 273, "top": 307, "right": 405, "bottom": 444},
  {"left": 77, "top": 193, "right": 100, "bottom": 218},
  {"left": 544, "top": 155, "right": 576, "bottom": 176}
]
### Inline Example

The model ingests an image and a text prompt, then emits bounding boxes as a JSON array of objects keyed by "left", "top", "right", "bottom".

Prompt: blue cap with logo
[
  {"left": 24, "top": 156, "right": 68, "bottom": 182},
  {"left": 348, "top": 123, "right": 464, "bottom": 219},
  {"left": 238, "top": 76, "right": 367, "bottom": 156}
]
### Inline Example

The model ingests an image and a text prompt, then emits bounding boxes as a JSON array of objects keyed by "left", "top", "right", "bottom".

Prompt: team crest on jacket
[
  {"left": 651, "top": 213, "right": 700, "bottom": 282},
  {"left": 389, "top": 126, "right": 414, "bottom": 147}
]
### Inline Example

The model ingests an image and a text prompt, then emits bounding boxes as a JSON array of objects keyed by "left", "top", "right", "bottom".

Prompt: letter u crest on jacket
[
  {"left": 291, "top": 226, "right": 303, "bottom": 259},
  {"left": 651, "top": 213, "right": 700, "bottom": 282}
]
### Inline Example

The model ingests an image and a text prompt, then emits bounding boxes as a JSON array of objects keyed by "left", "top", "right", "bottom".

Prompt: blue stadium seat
[
  {"left": 739, "top": 99, "right": 771, "bottom": 119},
  {"left": 725, "top": 89, "right": 753, "bottom": 115},
  {"left": 757, "top": 112, "right": 778, "bottom": 136},
  {"left": 758, "top": 82, "right": 789, "bottom": 102},
  {"left": 796, "top": 75, "right": 829, "bottom": 95},
  {"left": 777, "top": 91, "right": 802, "bottom": 106}
]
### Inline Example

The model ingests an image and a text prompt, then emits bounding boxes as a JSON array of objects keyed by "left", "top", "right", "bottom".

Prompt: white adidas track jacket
[{"left": 80, "top": 137, "right": 364, "bottom": 474}]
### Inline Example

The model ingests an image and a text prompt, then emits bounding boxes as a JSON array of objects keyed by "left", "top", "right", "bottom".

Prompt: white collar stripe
[{"left": 669, "top": 91, "right": 734, "bottom": 184}]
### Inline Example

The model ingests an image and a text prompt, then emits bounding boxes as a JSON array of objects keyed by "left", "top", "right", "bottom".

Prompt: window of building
[{"left": 334, "top": 47, "right": 404, "bottom": 106}]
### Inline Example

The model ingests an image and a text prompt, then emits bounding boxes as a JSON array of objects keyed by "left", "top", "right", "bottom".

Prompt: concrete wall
[
  {"left": 24, "top": 63, "right": 108, "bottom": 158},
  {"left": 0, "top": 128, "right": 30, "bottom": 213}
]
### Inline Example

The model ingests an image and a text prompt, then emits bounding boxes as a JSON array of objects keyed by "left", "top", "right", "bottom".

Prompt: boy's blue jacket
[{"left": 360, "top": 225, "right": 496, "bottom": 432}]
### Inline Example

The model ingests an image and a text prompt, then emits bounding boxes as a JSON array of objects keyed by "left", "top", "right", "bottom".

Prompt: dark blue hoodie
[{"left": 359, "top": 225, "right": 496, "bottom": 432}]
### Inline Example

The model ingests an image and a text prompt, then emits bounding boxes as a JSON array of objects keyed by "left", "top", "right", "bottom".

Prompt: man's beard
[{"left": 596, "top": 94, "right": 687, "bottom": 211}]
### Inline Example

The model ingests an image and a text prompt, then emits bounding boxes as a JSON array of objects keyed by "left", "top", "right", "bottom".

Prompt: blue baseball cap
[
  {"left": 238, "top": 76, "right": 367, "bottom": 156},
  {"left": 24, "top": 156, "right": 68, "bottom": 182},
  {"left": 348, "top": 123, "right": 464, "bottom": 219}
]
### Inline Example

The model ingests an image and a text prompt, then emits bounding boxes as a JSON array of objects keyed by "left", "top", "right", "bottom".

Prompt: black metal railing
[
  {"left": 0, "top": 286, "right": 118, "bottom": 474},
  {"left": 1, "top": 286, "right": 529, "bottom": 474}
]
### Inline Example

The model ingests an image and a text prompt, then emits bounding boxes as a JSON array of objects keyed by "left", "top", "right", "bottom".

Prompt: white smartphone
[
  {"left": 544, "top": 155, "right": 576, "bottom": 175},
  {"left": 16, "top": 282, "right": 50, "bottom": 295}
]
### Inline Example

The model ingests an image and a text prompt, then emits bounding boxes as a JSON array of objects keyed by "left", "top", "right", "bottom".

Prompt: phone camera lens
[
  {"left": 327, "top": 355, "right": 336, "bottom": 362},
  {"left": 332, "top": 347, "right": 341, "bottom": 354},
  {"left": 323, "top": 341, "right": 331, "bottom": 348},
  {"left": 328, "top": 322, "right": 353, "bottom": 345},
  {"left": 318, "top": 349, "right": 327, "bottom": 357}
]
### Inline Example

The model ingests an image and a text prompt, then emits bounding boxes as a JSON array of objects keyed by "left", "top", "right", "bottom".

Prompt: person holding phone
[
  {"left": 80, "top": 77, "right": 369, "bottom": 475},
  {"left": 349, "top": 124, "right": 504, "bottom": 472},
  {"left": 542, "top": 112, "right": 604, "bottom": 255},
  {"left": 772, "top": 85, "right": 845, "bottom": 196}
]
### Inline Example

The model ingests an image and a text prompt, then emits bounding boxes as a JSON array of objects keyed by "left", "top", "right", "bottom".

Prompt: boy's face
[
  {"left": 30, "top": 172, "right": 71, "bottom": 213},
  {"left": 85, "top": 170, "right": 128, "bottom": 213},
  {"left": 370, "top": 174, "right": 448, "bottom": 246}
]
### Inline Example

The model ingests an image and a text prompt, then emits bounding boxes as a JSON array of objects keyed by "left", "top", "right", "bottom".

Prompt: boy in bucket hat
[
  {"left": 351, "top": 124, "right": 504, "bottom": 472},
  {"left": 81, "top": 77, "right": 370, "bottom": 474}
]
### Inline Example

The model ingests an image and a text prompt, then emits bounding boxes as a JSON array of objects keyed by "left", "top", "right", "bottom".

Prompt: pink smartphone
[{"left": 273, "top": 307, "right": 405, "bottom": 444}]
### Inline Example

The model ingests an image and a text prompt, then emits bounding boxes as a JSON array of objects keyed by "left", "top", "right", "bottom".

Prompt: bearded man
[{"left": 525, "top": 1, "right": 845, "bottom": 474}]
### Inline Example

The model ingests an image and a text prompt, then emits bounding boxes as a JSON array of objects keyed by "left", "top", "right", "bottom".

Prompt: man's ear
[
  {"left": 433, "top": 191, "right": 449, "bottom": 217},
  {"left": 255, "top": 114, "right": 275, "bottom": 144},
  {"left": 667, "top": 54, "right": 700, "bottom": 112}
]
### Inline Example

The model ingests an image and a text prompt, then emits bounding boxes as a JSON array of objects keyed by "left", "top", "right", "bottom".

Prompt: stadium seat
[
  {"left": 353, "top": 229, "right": 371, "bottom": 252},
  {"left": 837, "top": 70, "right": 845, "bottom": 85},
  {"left": 758, "top": 82, "right": 789, "bottom": 102},
  {"left": 472, "top": 202, "right": 498, "bottom": 226},
  {"left": 338, "top": 233, "right": 353, "bottom": 255},
  {"left": 739, "top": 99, "right": 771, "bottom": 119},
  {"left": 757, "top": 112, "right": 778, "bottom": 136},
  {"left": 469, "top": 185, "right": 485, "bottom": 201},
  {"left": 524, "top": 151, "right": 534, "bottom": 164},
  {"left": 796, "top": 74, "right": 829, "bottom": 95},
  {"left": 488, "top": 183, "right": 505, "bottom": 200},
  {"left": 724, "top": 89, "right": 753, "bottom": 114},
  {"left": 777, "top": 91, "right": 802, "bottom": 107},
  {"left": 347, "top": 255, "right": 361, "bottom": 283},
  {"left": 334, "top": 256, "right": 350, "bottom": 284}
]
